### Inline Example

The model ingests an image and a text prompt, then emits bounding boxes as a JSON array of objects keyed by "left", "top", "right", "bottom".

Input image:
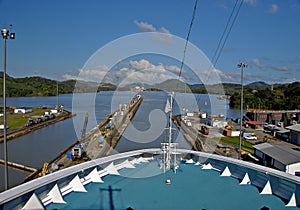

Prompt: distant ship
[{"left": 130, "top": 86, "right": 145, "bottom": 92}]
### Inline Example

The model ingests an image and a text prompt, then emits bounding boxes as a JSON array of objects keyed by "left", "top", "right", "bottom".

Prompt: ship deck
[{"left": 1, "top": 149, "right": 300, "bottom": 209}]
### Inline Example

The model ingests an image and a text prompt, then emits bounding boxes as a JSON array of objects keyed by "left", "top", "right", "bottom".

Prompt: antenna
[{"left": 161, "top": 92, "right": 179, "bottom": 173}]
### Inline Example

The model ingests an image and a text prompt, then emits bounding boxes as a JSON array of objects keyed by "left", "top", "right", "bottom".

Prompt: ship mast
[
  {"left": 167, "top": 93, "right": 173, "bottom": 170},
  {"left": 161, "top": 92, "right": 178, "bottom": 173}
]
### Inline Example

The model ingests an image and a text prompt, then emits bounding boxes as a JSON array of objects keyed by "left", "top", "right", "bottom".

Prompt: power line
[
  {"left": 210, "top": 0, "right": 239, "bottom": 67},
  {"left": 213, "top": 0, "right": 244, "bottom": 67},
  {"left": 174, "top": 0, "right": 198, "bottom": 96},
  {"left": 178, "top": 0, "right": 198, "bottom": 79},
  {"left": 194, "top": 0, "right": 244, "bottom": 111}
]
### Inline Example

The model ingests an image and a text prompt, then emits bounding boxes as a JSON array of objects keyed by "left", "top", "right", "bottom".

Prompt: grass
[
  {"left": 6, "top": 114, "right": 28, "bottom": 128},
  {"left": 220, "top": 136, "right": 254, "bottom": 153},
  {"left": 0, "top": 107, "right": 53, "bottom": 129}
]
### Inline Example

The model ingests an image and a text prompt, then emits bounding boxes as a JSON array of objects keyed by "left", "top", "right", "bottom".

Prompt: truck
[
  {"left": 199, "top": 125, "right": 209, "bottom": 135},
  {"left": 71, "top": 144, "right": 86, "bottom": 160}
]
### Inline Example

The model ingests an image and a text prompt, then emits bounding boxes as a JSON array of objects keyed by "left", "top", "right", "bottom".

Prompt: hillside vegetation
[
  {"left": 229, "top": 82, "right": 300, "bottom": 110},
  {"left": 0, "top": 73, "right": 299, "bottom": 111},
  {"left": 0, "top": 74, "right": 116, "bottom": 97}
]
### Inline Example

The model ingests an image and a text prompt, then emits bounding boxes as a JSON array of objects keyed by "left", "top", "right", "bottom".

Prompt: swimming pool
[
  {"left": 1, "top": 149, "right": 299, "bottom": 210},
  {"left": 47, "top": 159, "right": 298, "bottom": 210}
]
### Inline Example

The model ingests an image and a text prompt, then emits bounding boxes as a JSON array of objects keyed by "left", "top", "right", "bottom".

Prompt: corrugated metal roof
[
  {"left": 276, "top": 129, "right": 290, "bottom": 134},
  {"left": 286, "top": 124, "right": 300, "bottom": 133},
  {"left": 254, "top": 143, "right": 300, "bottom": 165}
]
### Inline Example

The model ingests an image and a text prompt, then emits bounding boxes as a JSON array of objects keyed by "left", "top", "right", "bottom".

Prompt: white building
[
  {"left": 14, "top": 107, "right": 32, "bottom": 114},
  {"left": 254, "top": 142, "right": 300, "bottom": 176},
  {"left": 0, "top": 124, "right": 8, "bottom": 129},
  {"left": 286, "top": 124, "right": 300, "bottom": 145}
]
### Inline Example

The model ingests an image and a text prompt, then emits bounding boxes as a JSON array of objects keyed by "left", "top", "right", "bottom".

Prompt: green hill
[
  {"left": 229, "top": 82, "right": 300, "bottom": 110},
  {"left": 0, "top": 74, "right": 116, "bottom": 97},
  {"left": 0, "top": 73, "right": 299, "bottom": 111}
]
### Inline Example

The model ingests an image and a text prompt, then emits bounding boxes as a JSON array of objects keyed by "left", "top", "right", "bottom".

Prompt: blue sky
[{"left": 0, "top": 0, "right": 299, "bottom": 84}]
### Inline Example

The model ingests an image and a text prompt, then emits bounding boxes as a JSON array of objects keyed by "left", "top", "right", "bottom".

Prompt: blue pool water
[{"left": 47, "top": 161, "right": 298, "bottom": 210}]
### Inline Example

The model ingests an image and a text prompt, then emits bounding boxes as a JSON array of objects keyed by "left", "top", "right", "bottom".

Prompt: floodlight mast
[
  {"left": 1, "top": 24, "right": 15, "bottom": 190},
  {"left": 237, "top": 62, "right": 248, "bottom": 160}
]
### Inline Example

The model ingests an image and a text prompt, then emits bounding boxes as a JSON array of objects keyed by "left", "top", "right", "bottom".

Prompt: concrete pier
[
  {"left": 172, "top": 114, "right": 238, "bottom": 158},
  {"left": 0, "top": 110, "right": 75, "bottom": 143},
  {"left": 24, "top": 95, "right": 143, "bottom": 182},
  {"left": 172, "top": 115, "right": 204, "bottom": 151}
]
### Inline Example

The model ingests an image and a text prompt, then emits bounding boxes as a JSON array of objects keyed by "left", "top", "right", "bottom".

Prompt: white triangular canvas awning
[
  {"left": 194, "top": 162, "right": 201, "bottom": 166},
  {"left": 240, "top": 173, "right": 251, "bottom": 185},
  {"left": 70, "top": 175, "right": 87, "bottom": 192},
  {"left": 120, "top": 159, "right": 136, "bottom": 169},
  {"left": 260, "top": 180, "right": 272, "bottom": 195},
  {"left": 186, "top": 159, "right": 194, "bottom": 164},
  {"left": 137, "top": 157, "right": 149, "bottom": 163},
  {"left": 105, "top": 162, "right": 120, "bottom": 175},
  {"left": 130, "top": 158, "right": 141, "bottom": 165},
  {"left": 286, "top": 193, "right": 297, "bottom": 207},
  {"left": 22, "top": 193, "right": 45, "bottom": 210},
  {"left": 220, "top": 166, "right": 231, "bottom": 177},
  {"left": 87, "top": 168, "right": 104, "bottom": 183},
  {"left": 48, "top": 184, "right": 66, "bottom": 204},
  {"left": 143, "top": 157, "right": 154, "bottom": 161},
  {"left": 202, "top": 163, "right": 213, "bottom": 170}
]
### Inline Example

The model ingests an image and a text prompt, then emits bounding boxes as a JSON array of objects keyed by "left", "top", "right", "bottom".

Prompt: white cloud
[
  {"left": 134, "top": 20, "right": 156, "bottom": 32},
  {"left": 117, "top": 59, "right": 192, "bottom": 85},
  {"left": 128, "top": 59, "right": 178, "bottom": 75},
  {"left": 63, "top": 59, "right": 184, "bottom": 85},
  {"left": 250, "top": 58, "right": 290, "bottom": 71},
  {"left": 202, "top": 68, "right": 233, "bottom": 83},
  {"left": 134, "top": 20, "right": 173, "bottom": 43},
  {"left": 212, "top": 68, "right": 233, "bottom": 80},
  {"left": 62, "top": 73, "right": 78, "bottom": 80},
  {"left": 62, "top": 65, "right": 110, "bottom": 82},
  {"left": 129, "top": 59, "right": 158, "bottom": 71},
  {"left": 166, "top": 65, "right": 181, "bottom": 74},
  {"left": 273, "top": 66, "right": 289, "bottom": 71},
  {"left": 267, "top": 4, "right": 279, "bottom": 14},
  {"left": 280, "top": 78, "right": 297, "bottom": 83},
  {"left": 159, "top": 27, "right": 170, "bottom": 34},
  {"left": 252, "top": 58, "right": 264, "bottom": 68}
]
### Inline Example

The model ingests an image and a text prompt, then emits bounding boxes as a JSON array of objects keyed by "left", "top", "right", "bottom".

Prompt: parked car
[{"left": 244, "top": 133, "right": 258, "bottom": 140}]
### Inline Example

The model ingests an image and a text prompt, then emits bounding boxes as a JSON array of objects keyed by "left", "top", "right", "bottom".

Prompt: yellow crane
[{"left": 39, "top": 162, "right": 49, "bottom": 177}]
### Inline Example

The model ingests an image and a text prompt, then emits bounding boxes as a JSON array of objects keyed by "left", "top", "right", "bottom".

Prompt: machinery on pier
[
  {"left": 199, "top": 125, "right": 209, "bottom": 135},
  {"left": 72, "top": 112, "right": 89, "bottom": 160}
]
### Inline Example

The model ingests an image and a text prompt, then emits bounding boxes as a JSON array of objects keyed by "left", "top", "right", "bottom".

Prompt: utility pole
[
  {"left": 1, "top": 24, "right": 15, "bottom": 190},
  {"left": 56, "top": 80, "right": 59, "bottom": 108},
  {"left": 237, "top": 62, "right": 247, "bottom": 160}
]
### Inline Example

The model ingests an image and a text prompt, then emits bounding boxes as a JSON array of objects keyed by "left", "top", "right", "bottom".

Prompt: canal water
[{"left": 0, "top": 91, "right": 240, "bottom": 191}]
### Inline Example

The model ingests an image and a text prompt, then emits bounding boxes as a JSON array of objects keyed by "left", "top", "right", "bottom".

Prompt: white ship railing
[{"left": 0, "top": 148, "right": 300, "bottom": 209}]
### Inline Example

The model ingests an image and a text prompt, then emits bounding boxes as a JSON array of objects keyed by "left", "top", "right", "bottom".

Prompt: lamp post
[
  {"left": 237, "top": 62, "right": 247, "bottom": 160},
  {"left": 1, "top": 24, "right": 15, "bottom": 190},
  {"left": 56, "top": 80, "right": 59, "bottom": 108}
]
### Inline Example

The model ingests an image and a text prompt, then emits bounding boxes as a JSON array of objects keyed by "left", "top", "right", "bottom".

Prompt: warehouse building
[{"left": 254, "top": 142, "right": 300, "bottom": 176}]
